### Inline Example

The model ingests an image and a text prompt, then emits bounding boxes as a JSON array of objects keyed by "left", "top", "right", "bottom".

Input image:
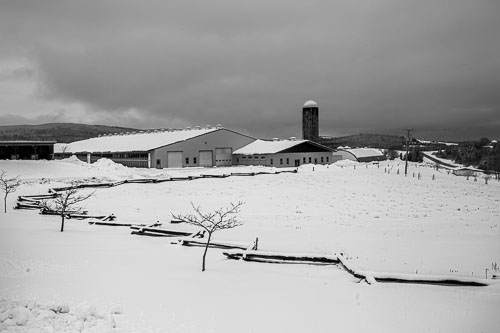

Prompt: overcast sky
[{"left": 0, "top": 0, "right": 499, "bottom": 141}]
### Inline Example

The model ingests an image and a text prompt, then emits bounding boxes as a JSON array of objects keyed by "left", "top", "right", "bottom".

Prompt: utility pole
[{"left": 404, "top": 129, "right": 413, "bottom": 176}]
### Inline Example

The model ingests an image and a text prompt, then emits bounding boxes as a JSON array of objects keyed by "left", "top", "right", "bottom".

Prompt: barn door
[
  {"left": 167, "top": 151, "right": 183, "bottom": 168},
  {"left": 215, "top": 148, "right": 232, "bottom": 166},
  {"left": 199, "top": 150, "right": 213, "bottom": 167}
]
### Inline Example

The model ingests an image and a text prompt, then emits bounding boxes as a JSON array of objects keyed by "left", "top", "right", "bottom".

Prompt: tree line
[{"left": 436, "top": 138, "right": 500, "bottom": 171}]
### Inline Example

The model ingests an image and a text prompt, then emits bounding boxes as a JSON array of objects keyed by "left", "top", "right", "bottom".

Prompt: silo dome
[{"left": 303, "top": 100, "right": 318, "bottom": 108}]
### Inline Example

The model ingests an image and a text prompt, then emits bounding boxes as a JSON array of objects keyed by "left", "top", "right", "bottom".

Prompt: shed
[
  {"left": 0, "top": 141, "right": 56, "bottom": 160},
  {"left": 233, "top": 139, "right": 334, "bottom": 167},
  {"left": 55, "top": 127, "right": 255, "bottom": 168},
  {"left": 452, "top": 166, "right": 483, "bottom": 177}
]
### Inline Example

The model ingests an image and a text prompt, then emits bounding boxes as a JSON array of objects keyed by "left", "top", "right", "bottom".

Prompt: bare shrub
[
  {"left": 41, "top": 188, "right": 94, "bottom": 232},
  {"left": 172, "top": 201, "right": 244, "bottom": 271},
  {"left": 0, "top": 170, "right": 22, "bottom": 213}
]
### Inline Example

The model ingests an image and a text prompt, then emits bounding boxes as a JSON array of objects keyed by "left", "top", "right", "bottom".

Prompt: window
[
  {"left": 286, "top": 158, "right": 289, "bottom": 164},
  {"left": 261, "top": 156, "right": 265, "bottom": 159},
  {"left": 242, "top": 156, "right": 246, "bottom": 159},
  {"left": 193, "top": 157, "right": 197, "bottom": 164},
  {"left": 236, "top": 158, "right": 239, "bottom": 163},
  {"left": 309, "top": 157, "right": 312, "bottom": 163},
  {"left": 185, "top": 157, "right": 189, "bottom": 164},
  {"left": 326, "top": 156, "right": 329, "bottom": 163},
  {"left": 303, "top": 157, "right": 306, "bottom": 164},
  {"left": 314, "top": 158, "right": 318, "bottom": 164},
  {"left": 270, "top": 159, "right": 273, "bottom": 165},
  {"left": 280, "top": 158, "right": 283, "bottom": 165},
  {"left": 321, "top": 156, "right": 324, "bottom": 163}
]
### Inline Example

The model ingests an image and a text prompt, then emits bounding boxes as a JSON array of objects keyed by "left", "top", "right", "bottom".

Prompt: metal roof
[
  {"left": 63, "top": 128, "right": 220, "bottom": 153},
  {"left": 0, "top": 141, "right": 57, "bottom": 145},
  {"left": 344, "top": 148, "right": 384, "bottom": 158},
  {"left": 234, "top": 139, "right": 331, "bottom": 155}
]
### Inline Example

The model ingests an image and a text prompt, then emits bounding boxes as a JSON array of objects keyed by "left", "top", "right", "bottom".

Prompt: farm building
[
  {"left": 452, "top": 166, "right": 483, "bottom": 177},
  {"left": 334, "top": 148, "right": 386, "bottom": 163},
  {"left": 0, "top": 141, "right": 56, "bottom": 160},
  {"left": 55, "top": 127, "right": 255, "bottom": 168},
  {"left": 233, "top": 139, "right": 335, "bottom": 167}
]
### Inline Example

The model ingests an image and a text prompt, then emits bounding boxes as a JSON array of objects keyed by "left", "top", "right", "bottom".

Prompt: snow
[
  {"left": 1, "top": 159, "right": 499, "bottom": 332},
  {"left": 233, "top": 139, "right": 310, "bottom": 154},
  {"left": 332, "top": 158, "right": 361, "bottom": 167},
  {"left": 0, "top": 299, "right": 123, "bottom": 332},
  {"left": 303, "top": 100, "right": 318, "bottom": 107},
  {"left": 59, "top": 155, "right": 88, "bottom": 166},
  {"left": 453, "top": 166, "right": 484, "bottom": 172},
  {"left": 422, "top": 151, "right": 462, "bottom": 168},
  {"left": 64, "top": 127, "right": 219, "bottom": 153}
]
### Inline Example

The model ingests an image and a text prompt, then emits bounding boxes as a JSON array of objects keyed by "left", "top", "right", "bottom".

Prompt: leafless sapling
[
  {"left": 0, "top": 170, "right": 22, "bottom": 213},
  {"left": 41, "top": 188, "right": 94, "bottom": 232},
  {"left": 172, "top": 201, "right": 244, "bottom": 272}
]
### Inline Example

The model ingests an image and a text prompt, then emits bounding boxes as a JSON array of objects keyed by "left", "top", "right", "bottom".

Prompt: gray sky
[{"left": 1, "top": 0, "right": 499, "bottom": 141}]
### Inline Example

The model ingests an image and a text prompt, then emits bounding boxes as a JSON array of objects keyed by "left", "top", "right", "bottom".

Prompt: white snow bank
[
  {"left": 0, "top": 299, "right": 128, "bottom": 332},
  {"left": 333, "top": 159, "right": 361, "bottom": 167},
  {"left": 92, "top": 158, "right": 127, "bottom": 172},
  {"left": 59, "top": 155, "right": 88, "bottom": 166}
]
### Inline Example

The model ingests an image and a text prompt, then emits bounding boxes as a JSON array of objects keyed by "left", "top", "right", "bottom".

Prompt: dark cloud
[{"left": 1, "top": 0, "right": 499, "bottom": 140}]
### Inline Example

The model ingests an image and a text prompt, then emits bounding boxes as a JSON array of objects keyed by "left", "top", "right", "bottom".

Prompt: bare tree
[
  {"left": 41, "top": 188, "right": 94, "bottom": 232},
  {"left": 0, "top": 170, "right": 22, "bottom": 213},
  {"left": 172, "top": 201, "right": 244, "bottom": 272}
]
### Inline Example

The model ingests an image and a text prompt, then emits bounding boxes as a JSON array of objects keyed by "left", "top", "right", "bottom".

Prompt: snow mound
[
  {"left": 60, "top": 155, "right": 88, "bottom": 166},
  {"left": 92, "top": 158, "right": 126, "bottom": 172},
  {"left": 0, "top": 299, "right": 125, "bottom": 332}
]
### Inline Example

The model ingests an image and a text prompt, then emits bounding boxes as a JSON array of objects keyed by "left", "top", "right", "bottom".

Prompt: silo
[{"left": 302, "top": 100, "right": 319, "bottom": 142}]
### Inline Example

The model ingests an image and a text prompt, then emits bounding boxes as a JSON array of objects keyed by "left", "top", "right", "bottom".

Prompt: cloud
[{"left": 0, "top": 0, "right": 499, "bottom": 140}]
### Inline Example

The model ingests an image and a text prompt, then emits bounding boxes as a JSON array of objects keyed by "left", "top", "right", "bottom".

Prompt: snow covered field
[{"left": 1, "top": 158, "right": 499, "bottom": 332}]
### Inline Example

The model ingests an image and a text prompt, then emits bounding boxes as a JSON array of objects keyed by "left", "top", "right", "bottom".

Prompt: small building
[
  {"left": 452, "top": 166, "right": 483, "bottom": 177},
  {"left": 233, "top": 139, "right": 334, "bottom": 167},
  {"left": 0, "top": 141, "right": 56, "bottom": 160},
  {"left": 334, "top": 148, "right": 386, "bottom": 163},
  {"left": 55, "top": 127, "right": 255, "bottom": 168}
]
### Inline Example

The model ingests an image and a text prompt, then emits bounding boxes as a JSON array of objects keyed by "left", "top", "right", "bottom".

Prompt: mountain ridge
[{"left": 0, "top": 123, "right": 139, "bottom": 143}]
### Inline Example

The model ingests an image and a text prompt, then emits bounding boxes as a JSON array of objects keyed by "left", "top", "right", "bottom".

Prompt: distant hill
[
  {"left": 320, "top": 134, "right": 406, "bottom": 150},
  {"left": 0, "top": 123, "right": 139, "bottom": 143}
]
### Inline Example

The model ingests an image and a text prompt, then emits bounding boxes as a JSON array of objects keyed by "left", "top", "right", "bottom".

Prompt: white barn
[
  {"left": 233, "top": 139, "right": 334, "bottom": 167},
  {"left": 56, "top": 127, "right": 255, "bottom": 168},
  {"left": 334, "top": 148, "right": 386, "bottom": 163}
]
